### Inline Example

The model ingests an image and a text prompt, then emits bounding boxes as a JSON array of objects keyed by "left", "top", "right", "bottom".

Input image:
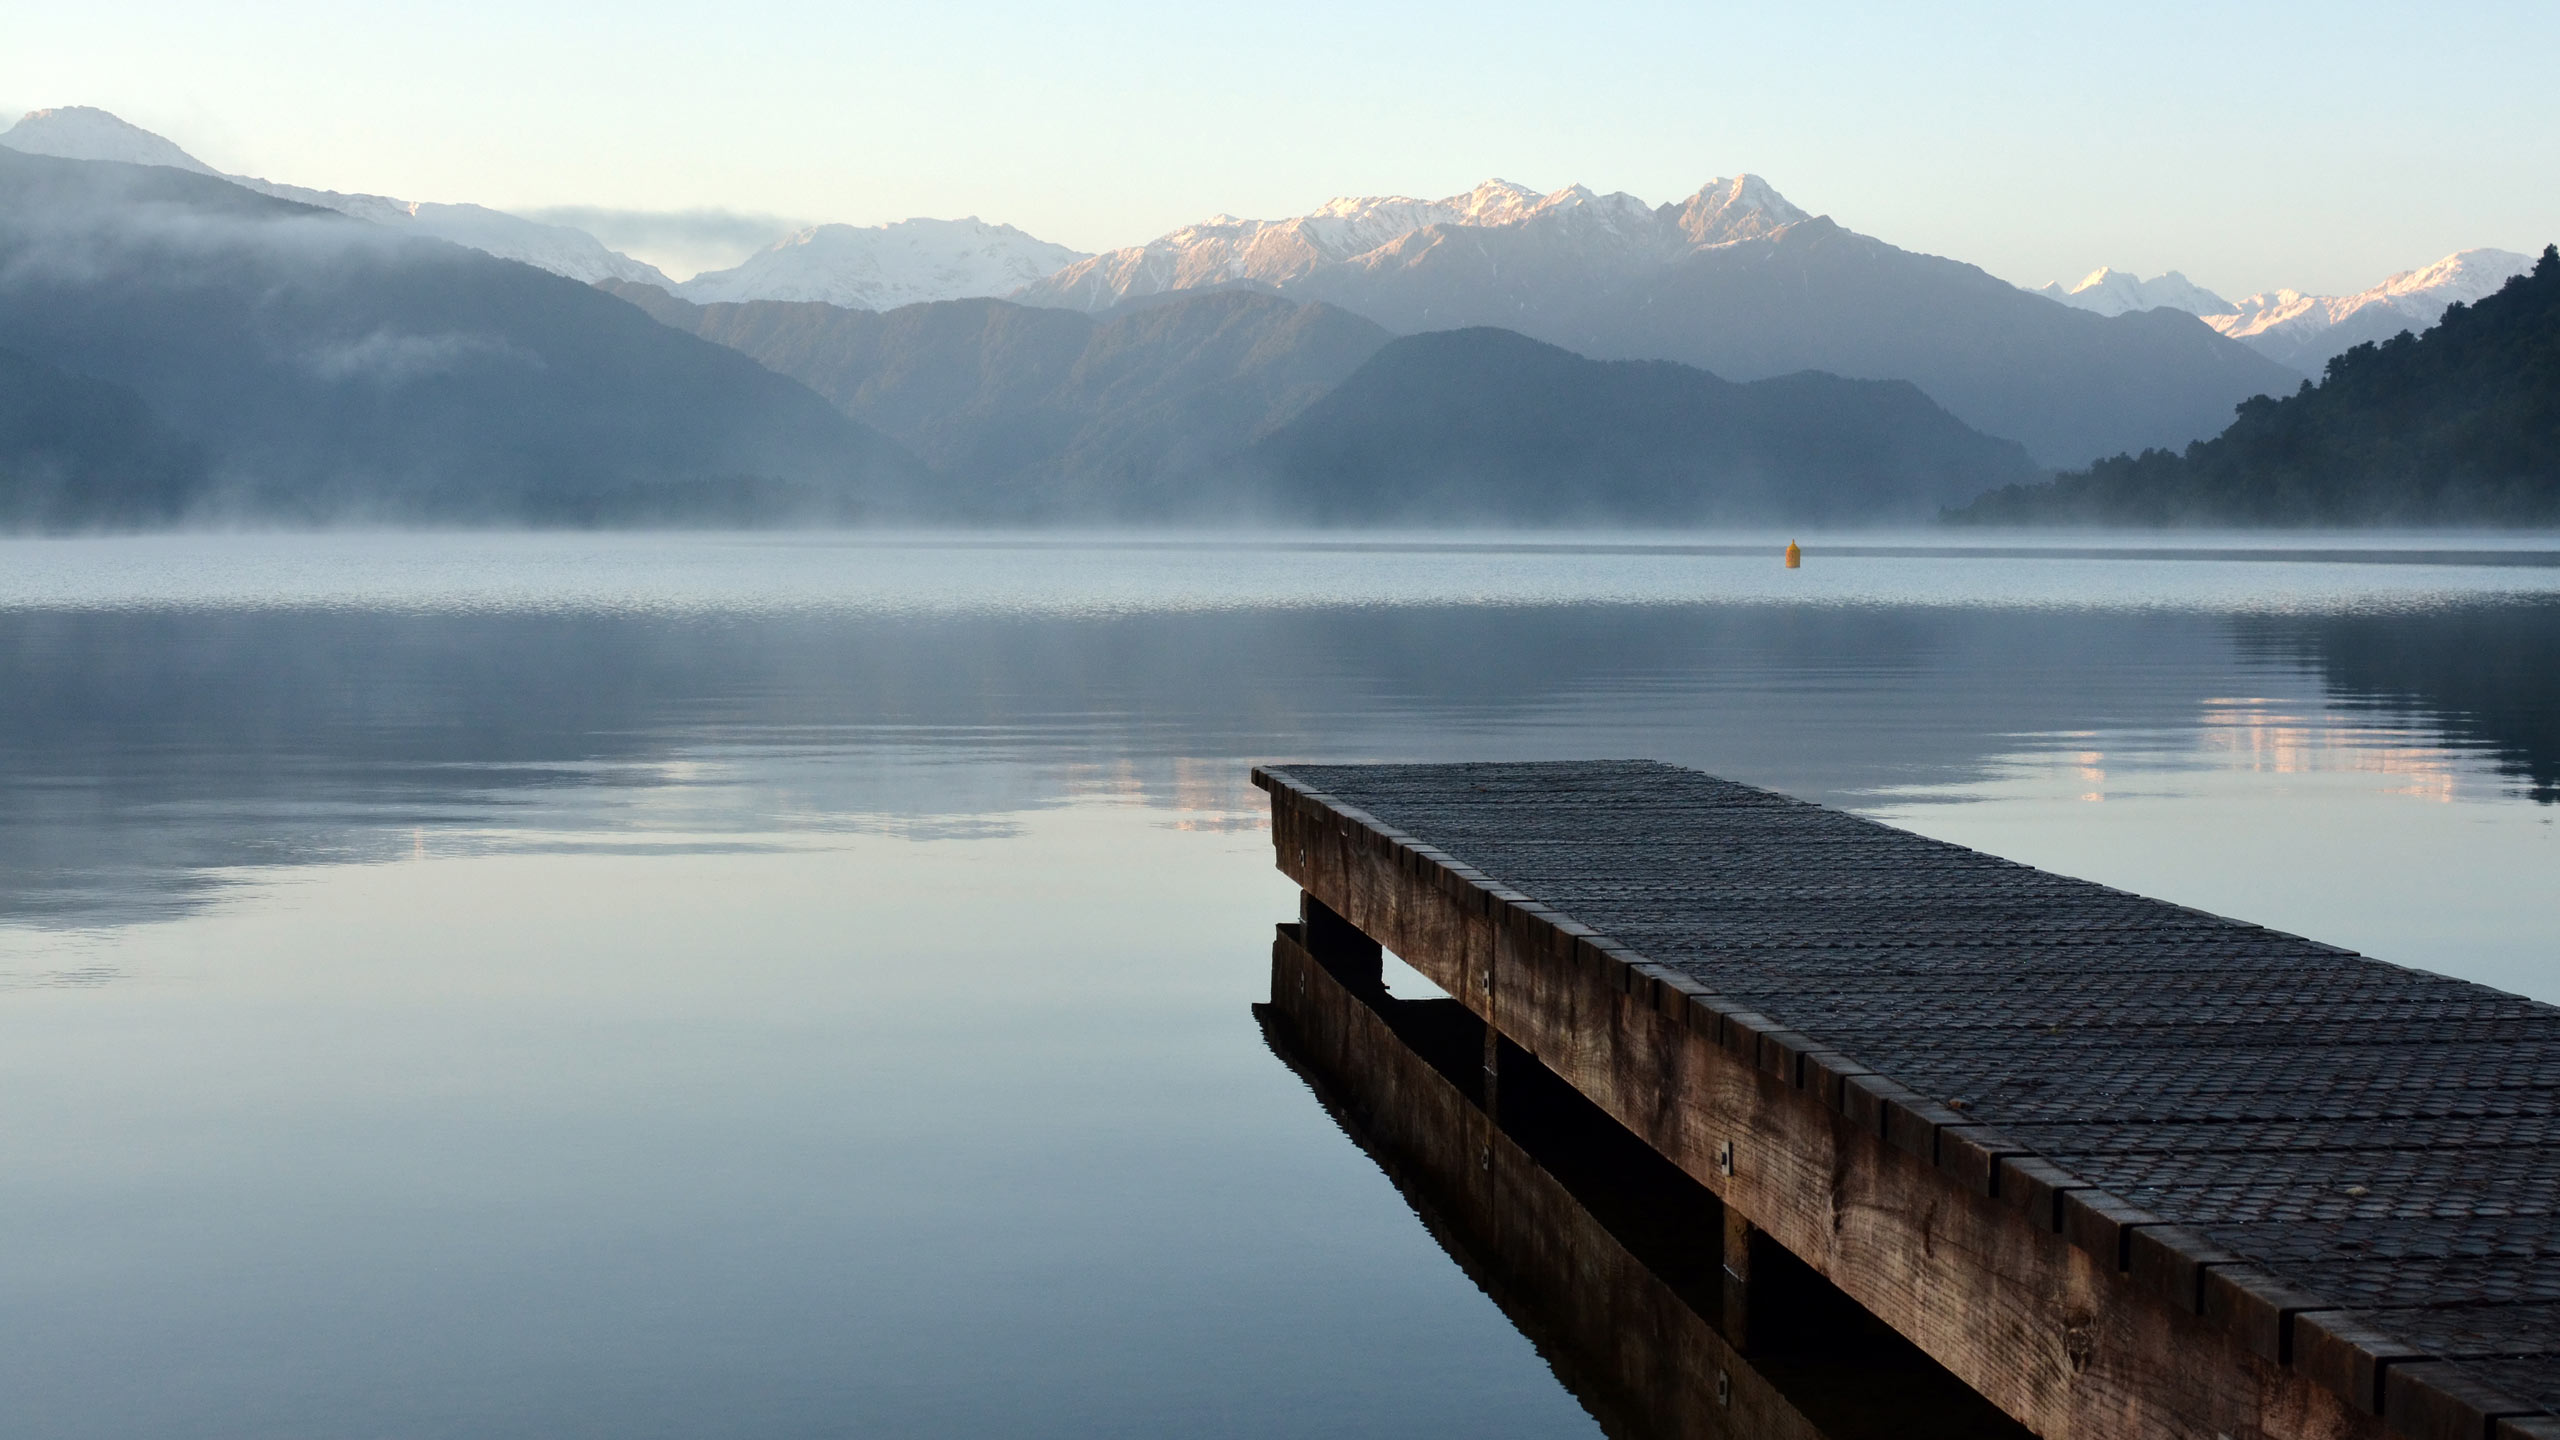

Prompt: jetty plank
[{"left": 1255, "top": 760, "right": 2560, "bottom": 1440}]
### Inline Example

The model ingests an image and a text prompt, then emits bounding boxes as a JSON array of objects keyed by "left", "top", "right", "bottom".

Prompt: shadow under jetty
[{"left": 1257, "top": 910, "right": 2028, "bottom": 1440}]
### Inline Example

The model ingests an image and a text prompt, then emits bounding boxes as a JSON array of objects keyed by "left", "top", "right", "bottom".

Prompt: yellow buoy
[{"left": 1783, "top": 540, "right": 1801, "bottom": 569}]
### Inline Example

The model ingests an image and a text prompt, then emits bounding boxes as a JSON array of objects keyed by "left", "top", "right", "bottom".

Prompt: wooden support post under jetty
[
  {"left": 1721, "top": 1207, "right": 1757, "bottom": 1354},
  {"left": 1253, "top": 760, "right": 2560, "bottom": 1440},
  {"left": 1258, "top": 919, "right": 2030, "bottom": 1440}
]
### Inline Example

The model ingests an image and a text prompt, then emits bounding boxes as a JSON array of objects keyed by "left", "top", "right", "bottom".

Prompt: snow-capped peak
[
  {"left": 2031, "top": 267, "right": 2233, "bottom": 317},
  {"left": 2213, "top": 248, "right": 2534, "bottom": 338},
  {"left": 1675, "top": 174, "right": 1810, "bottom": 247},
  {"left": 1018, "top": 175, "right": 1812, "bottom": 311},
  {"left": 2201, "top": 248, "right": 2533, "bottom": 372},
  {"left": 0, "top": 106, "right": 219, "bottom": 173},
  {"left": 673, "top": 217, "right": 1089, "bottom": 309},
  {"left": 2366, "top": 248, "right": 2531, "bottom": 307},
  {"left": 1444, "top": 179, "right": 1548, "bottom": 226}
]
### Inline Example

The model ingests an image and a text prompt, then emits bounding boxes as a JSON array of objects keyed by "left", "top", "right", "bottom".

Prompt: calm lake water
[{"left": 4, "top": 531, "right": 2557, "bottom": 1438}]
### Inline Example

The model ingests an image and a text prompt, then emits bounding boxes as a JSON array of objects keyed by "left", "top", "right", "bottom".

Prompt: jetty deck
[{"left": 1254, "top": 760, "right": 2560, "bottom": 1440}]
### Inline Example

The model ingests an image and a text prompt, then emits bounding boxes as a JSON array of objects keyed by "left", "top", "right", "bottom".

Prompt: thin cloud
[
  {"left": 308, "top": 329, "right": 541, "bottom": 385},
  {"left": 523, "top": 206, "right": 801, "bottom": 281}
]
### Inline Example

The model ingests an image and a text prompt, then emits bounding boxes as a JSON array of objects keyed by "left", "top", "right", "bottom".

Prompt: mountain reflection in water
[
  {"left": 2239, "top": 599, "right": 2560, "bottom": 802},
  {"left": 4, "top": 591, "right": 2556, "bottom": 932}
]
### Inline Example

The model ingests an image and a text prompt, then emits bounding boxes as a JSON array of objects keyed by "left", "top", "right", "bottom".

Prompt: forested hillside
[
  {"left": 1955, "top": 246, "right": 2560, "bottom": 525},
  {"left": 0, "top": 149, "right": 927, "bottom": 527},
  {"left": 606, "top": 284, "right": 1389, "bottom": 516},
  {"left": 1246, "top": 327, "right": 2040, "bottom": 524},
  {"left": 0, "top": 348, "right": 204, "bottom": 527}
]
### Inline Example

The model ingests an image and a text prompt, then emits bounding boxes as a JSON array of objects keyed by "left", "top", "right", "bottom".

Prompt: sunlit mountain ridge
[
  {"left": 999, "top": 174, "right": 2293, "bottom": 467},
  {"left": 2031, "top": 249, "right": 2538, "bottom": 375}
]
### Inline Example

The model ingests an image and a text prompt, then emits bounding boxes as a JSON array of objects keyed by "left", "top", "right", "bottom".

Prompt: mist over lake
[{"left": 2, "top": 532, "right": 2554, "bottom": 1438}]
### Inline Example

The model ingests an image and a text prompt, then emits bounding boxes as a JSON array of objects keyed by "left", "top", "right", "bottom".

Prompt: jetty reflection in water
[{"left": 1258, "top": 912, "right": 2030, "bottom": 1440}]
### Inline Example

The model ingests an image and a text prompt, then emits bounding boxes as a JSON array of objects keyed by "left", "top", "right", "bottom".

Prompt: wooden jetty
[
  {"left": 1253, "top": 760, "right": 2560, "bottom": 1440},
  {"left": 1259, "top": 917, "right": 2031, "bottom": 1440}
]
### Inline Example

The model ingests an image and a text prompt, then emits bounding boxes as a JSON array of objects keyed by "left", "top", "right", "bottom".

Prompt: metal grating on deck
[{"left": 1270, "top": 759, "right": 2560, "bottom": 1423}]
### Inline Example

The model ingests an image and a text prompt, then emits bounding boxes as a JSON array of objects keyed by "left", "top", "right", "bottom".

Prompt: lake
[{"left": 3, "top": 530, "right": 2556, "bottom": 1438}]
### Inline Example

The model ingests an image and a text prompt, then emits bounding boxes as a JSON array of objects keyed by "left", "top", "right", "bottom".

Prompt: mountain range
[
  {"left": 2033, "top": 268, "right": 2234, "bottom": 317},
  {"left": 0, "top": 139, "right": 2033, "bottom": 527},
  {"left": 2033, "top": 248, "right": 2538, "bottom": 375},
  {"left": 604, "top": 283, "right": 1393, "bottom": 516},
  {"left": 1957, "top": 247, "right": 2560, "bottom": 525},
  {"left": 674, "top": 219, "right": 1088, "bottom": 309},
  {"left": 1006, "top": 176, "right": 2295, "bottom": 468},
  {"left": 0, "top": 107, "right": 672, "bottom": 286},
  {"left": 2206, "top": 249, "right": 2538, "bottom": 374},
  {"left": 16, "top": 105, "right": 2523, "bottom": 417},
  {"left": 0, "top": 105, "right": 2421, "bottom": 470},
  {"left": 605, "top": 281, "right": 2036, "bottom": 522},
  {"left": 3, "top": 104, "right": 2542, "bottom": 530},
  {"left": 0, "top": 147, "right": 926, "bottom": 524},
  {"left": 1018, "top": 177, "right": 1804, "bottom": 308}
]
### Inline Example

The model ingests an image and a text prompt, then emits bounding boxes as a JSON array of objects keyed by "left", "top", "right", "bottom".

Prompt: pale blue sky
[{"left": 8, "top": 0, "right": 2555, "bottom": 294}]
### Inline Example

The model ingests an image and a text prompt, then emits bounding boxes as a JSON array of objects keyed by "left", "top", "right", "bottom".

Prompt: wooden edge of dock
[
  {"left": 1250, "top": 763, "right": 2530, "bottom": 1440},
  {"left": 1256, "top": 916, "right": 2038, "bottom": 1440}
]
